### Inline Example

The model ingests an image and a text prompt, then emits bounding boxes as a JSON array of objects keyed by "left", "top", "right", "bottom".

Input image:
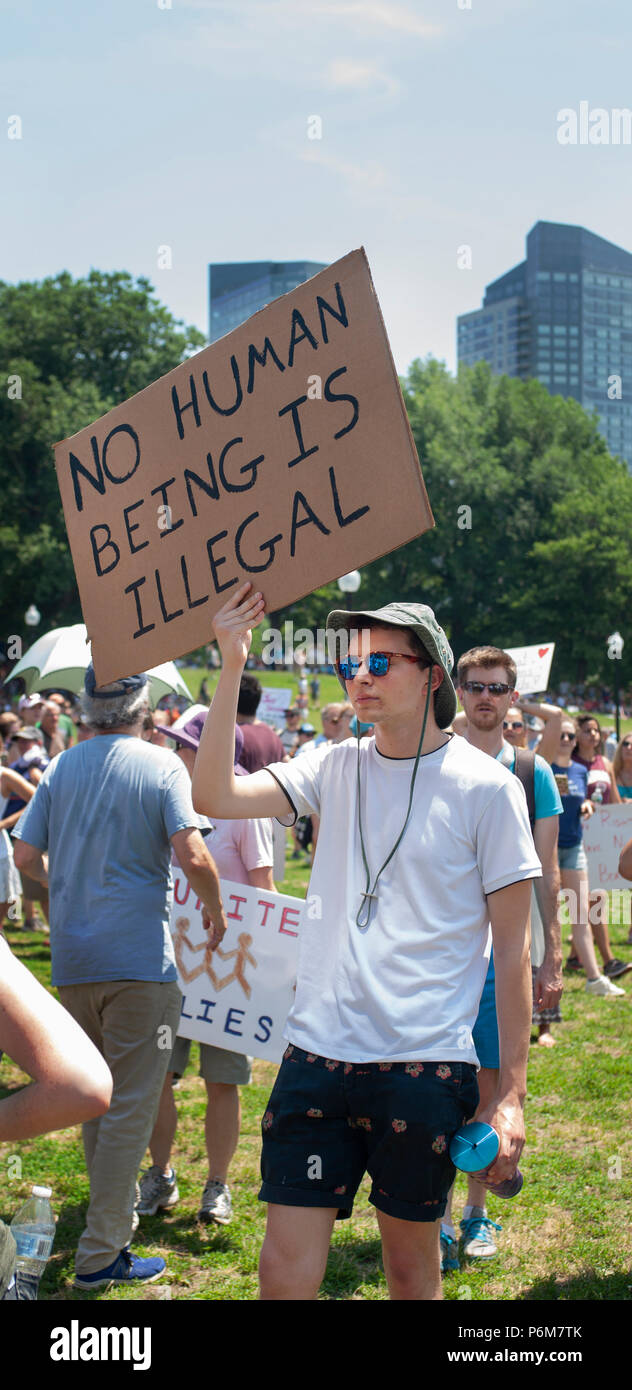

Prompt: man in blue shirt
[
  {"left": 440, "top": 645, "right": 563, "bottom": 1271},
  {"left": 13, "top": 667, "right": 227, "bottom": 1290}
]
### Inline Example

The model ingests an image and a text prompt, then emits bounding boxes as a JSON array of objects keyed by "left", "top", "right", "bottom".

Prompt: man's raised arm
[{"left": 192, "top": 583, "right": 295, "bottom": 824}]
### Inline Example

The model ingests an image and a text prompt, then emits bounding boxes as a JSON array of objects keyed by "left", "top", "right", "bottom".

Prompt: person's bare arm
[
  {"left": 618, "top": 836, "right": 632, "bottom": 880},
  {"left": 604, "top": 757, "right": 622, "bottom": 804},
  {"left": 192, "top": 585, "right": 294, "bottom": 823},
  {"left": 0, "top": 768, "right": 36, "bottom": 802},
  {"left": 517, "top": 699, "right": 563, "bottom": 762},
  {"left": 12, "top": 839, "right": 48, "bottom": 887},
  {"left": 477, "top": 878, "right": 533, "bottom": 1185},
  {"left": 171, "top": 827, "right": 228, "bottom": 949},
  {"left": 0, "top": 943, "right": 112, "bottom": 1140},
  {"left": 532, "top": 816, "right": 563, "bottom": 1011},
  {"left": 247, "top": 866, "right": 275, "bottom": 892}
]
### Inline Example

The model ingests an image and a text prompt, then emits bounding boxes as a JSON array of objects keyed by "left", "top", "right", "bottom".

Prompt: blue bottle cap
[{"left": 449, "top": 1121, "right": 500, "bottom": 1173}]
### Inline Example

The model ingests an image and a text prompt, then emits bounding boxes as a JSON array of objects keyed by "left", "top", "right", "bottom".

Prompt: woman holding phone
[{"left": 547, "top": 718, "right": 624, "bottom": 998}]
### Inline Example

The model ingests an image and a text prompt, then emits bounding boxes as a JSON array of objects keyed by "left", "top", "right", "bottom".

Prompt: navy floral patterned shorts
[{"left": 259, "top": 1045, "right": 479, "bottom": 1223}]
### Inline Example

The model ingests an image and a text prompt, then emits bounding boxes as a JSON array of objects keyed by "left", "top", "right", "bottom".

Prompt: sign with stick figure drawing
[{"left": 170, "top": 874, "right": 304, "bottom": 1063}]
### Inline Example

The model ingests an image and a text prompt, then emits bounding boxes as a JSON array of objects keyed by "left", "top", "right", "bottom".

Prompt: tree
[
  {"left": 0, "top": 271, "right": 204, "bottom": 640},
  {"left": 278, "top": 359, "right": 632, "bottom": 686}
]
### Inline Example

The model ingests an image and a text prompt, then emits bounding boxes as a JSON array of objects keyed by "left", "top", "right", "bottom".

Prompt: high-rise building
[
  {"left": 208, "top": 260, "right": 327, "bottom": 343},
  {"left": 457, "top": 221, "right": 632, "bottom": 466}
]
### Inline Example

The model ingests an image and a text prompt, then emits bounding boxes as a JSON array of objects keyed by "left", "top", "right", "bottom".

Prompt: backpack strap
[{"left": 513, "top": 748, "right": 536, "bottom": 831}]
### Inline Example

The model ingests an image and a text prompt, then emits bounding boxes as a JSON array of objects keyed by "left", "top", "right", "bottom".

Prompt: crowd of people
[{"left": 1, "top": 602, "right": 631, "bottom": 1300}]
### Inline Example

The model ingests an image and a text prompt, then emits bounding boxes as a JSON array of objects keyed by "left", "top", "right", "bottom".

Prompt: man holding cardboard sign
[{"left": 191, "top": 584, "right": 540, "bottom": 1301}]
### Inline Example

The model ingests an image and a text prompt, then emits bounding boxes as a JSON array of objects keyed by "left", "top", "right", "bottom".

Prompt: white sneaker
[
  {"left": 198, "top": 1179, "right": 232, "bottom": 1225},
  {"left": 585, "top": 975, "right": 625, "bottom": 997}
]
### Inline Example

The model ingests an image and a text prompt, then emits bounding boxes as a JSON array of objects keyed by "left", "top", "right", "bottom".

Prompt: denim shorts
[
  {"left": 259, "top": 1045, "right": 479, "bottom": 1223},
  {"left": 558, "top": 843, "right": 587, "bottom": 872}
]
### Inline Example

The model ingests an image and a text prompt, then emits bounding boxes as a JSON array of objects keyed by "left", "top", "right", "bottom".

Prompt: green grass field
[
  {"left": 2, "top": 859, "right": 632, "bottom": 1302},
  {"left": 2, "top": 676, "right": 632, "bottom": 1301}
]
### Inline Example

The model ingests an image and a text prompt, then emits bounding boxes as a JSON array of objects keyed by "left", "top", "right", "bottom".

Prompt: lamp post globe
[{"left": 25, "top": 604, "right": 41, "bottom": 628}]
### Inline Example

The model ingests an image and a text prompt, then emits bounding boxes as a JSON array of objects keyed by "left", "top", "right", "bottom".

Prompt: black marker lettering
[
  {"left": 317, "top": 282, "right": 349, "bottom": 342},
  {"left": 171, "top": 375, "right": 201, "bottom": 441},
  {"left": 218, "top": 437, "right": 263, "bottom": 493},
  {"left": 206, "top": 531, "right": 239, "bottom": 594},
  {"left": 155, "top": 568, "right": 184, "bottom": 624},
  {"left": 101, "top": 424, "right": 141, "bottom": 486},
  {"left": 247, "top": 337, "right": 286, "bottom": 394},
  {"left": 124, "top": 577, "right": 156, "bottom": 638},
  {"left": 90, "top": 524, "right": 120, "bottom": 577},
  {"left": 287, "top": 308, "right": 318, "bottom": 367},
  {"left": 278, "top": 395, "right": 319, "bottom": 469},
  {"left": 69, "top": 440, "right": 105, "bottom": 514},
  {"left": 181, "top": 554, "right": 209, "bottom": 610},
  {"left": 289, "top": 491, "right": 330, "bottom": 557},
  {"left": 202, "top": 355, "right": 243, "bottom": 416},
  {"left": 324, "top": 366, "right": 359, "bottom": 439},
  {"left": 184, "top": 457, "right": 220, "bottom": 516},
  {"left": 123, "top": 499, "right": 148, "bottom": 555},
  {"left": 329, "top": 464, "right": 370, "bottom": 528},
  {"left": 235, "top": 512, "right": 283, "bottom": 573}
]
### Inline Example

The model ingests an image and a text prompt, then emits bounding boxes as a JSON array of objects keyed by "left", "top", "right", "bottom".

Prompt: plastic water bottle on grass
[{"left": 10, "top": 1185, "right": 55, "bottom": 1293}]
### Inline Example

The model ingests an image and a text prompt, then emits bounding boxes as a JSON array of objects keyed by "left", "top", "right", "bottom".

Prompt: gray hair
[{"left": 79, "top": 685, "right": 149, "bottom": 731}]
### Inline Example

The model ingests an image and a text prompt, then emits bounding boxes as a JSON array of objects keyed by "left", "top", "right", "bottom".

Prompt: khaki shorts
[{"left": 170, "top": 1036, "right": 252, "bottom": 1085}]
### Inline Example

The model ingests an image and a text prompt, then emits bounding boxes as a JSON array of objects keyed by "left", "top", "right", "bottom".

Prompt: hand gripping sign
[
  {"left": 55, "top": 249, "right": 434, "bottom": 686},
  {"left": 170, "top": 875, "right": 306, "bottom": 1063}
]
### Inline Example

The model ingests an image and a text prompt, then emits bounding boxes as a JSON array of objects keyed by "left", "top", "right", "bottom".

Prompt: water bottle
[
  {"left": 10, "top": 1186, "right": 55, "bottom": 1285},
  {"left": 449, "top": 1122, "right": 524, "bottom": 1199},
  {"left": 591, "top": 785, "right": 604, "bottom": 804}
]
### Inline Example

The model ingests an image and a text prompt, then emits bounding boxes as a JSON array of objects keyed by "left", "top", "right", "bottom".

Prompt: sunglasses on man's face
[
  {"left": 503, "top": 720, "right": 524, "bottom": 730},
  {"left": 622, "top": 742, "right": 632, "bottom": 750},
  {"left": 337, "top": 651, "right": 426, "bottom": 680},
  {"left": 560, "top": 732, "right": 576, "bottom": 741},
  {"left": 461, "top": 681, "right": 512, "bottom": 696}
]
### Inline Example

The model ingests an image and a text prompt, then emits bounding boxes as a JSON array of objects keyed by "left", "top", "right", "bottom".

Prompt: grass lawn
[{"left": 2, "top": 846, "right": 632, "bottom": 1302}]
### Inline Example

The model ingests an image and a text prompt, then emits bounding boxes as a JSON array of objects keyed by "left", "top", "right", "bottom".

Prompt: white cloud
[
  {"left": 326, "top": 58, "right": 400, "bottom": 96},
  {"left": 179, "top": 0, "right": 441, "bottom": 40},
  {"left": 299, "top": 145, "right": 389, "bottom": 190}
]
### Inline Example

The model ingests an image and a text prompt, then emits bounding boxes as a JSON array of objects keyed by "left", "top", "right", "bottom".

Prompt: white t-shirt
[
  {"left": 202, "top": 814, "right": 273, "bottom": 885},
  {"left": 266, "top": 735, "right": 541, "bottom": 1065}
]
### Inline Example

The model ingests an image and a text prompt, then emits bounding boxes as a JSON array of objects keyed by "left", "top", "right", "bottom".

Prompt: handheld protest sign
[{"left": 55, "top": 248, "right": 434, "bottom": 685}]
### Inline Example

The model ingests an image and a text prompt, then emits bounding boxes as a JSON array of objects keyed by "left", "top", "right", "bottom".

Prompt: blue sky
[{"left": 2, "top": 0, "right": 631, "bottom": 372}]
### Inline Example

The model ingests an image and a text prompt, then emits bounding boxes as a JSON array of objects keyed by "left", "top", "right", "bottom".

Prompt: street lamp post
[{"left": 607, "top": 631, "right": 624, "bottom": 742}]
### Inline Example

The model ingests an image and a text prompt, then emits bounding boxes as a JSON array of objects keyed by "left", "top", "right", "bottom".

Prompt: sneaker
[
  {"left": 585, "top": 974, "right": 625, "bottom": 997},
  {"left": 74, "top": 1248, "right": 166, "bottom": 1289},
  {"left": 136, "top": 1165, "right": 179, "bottom": 1216},
  {"left": 460, "top": 1214, "right": 502, "bottom": 1260},
  {"left": 198, "top": 1179, "right": 232, "bottom": 1225},
  {"left": 603, "top": 958, "right": 632, "bottom": 979},
  {"left": 440, "top": 1230, "right": 459, "bottom": 1273},
  {"left": 565, "top": 955, "right": 582, "bottom": 972}
]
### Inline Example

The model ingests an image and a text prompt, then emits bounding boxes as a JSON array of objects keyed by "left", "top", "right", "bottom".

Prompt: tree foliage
[{"left": 0, "top": 271, "right": 204, "bottom": 640}]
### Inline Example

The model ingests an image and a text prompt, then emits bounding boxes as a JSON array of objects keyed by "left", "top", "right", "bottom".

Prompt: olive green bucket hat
[{"left": 326, "top": 601, "right": 457, "bottom": 729}]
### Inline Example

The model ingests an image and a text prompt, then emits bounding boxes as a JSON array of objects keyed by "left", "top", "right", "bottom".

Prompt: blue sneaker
[
  {"left": 440, "top": 1230, "right": 459, "bottom": 1274},
  {"left": 74, "top": 1248, "right": 166, "bottom": 1289},
  {"left": 460, "top": 1215, "right": 502, "bottom": 1260}
]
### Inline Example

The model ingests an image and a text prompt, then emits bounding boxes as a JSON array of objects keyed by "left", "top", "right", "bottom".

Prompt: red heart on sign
[{"left": 538, "top": 647, "right": 549, "bottom": 657}]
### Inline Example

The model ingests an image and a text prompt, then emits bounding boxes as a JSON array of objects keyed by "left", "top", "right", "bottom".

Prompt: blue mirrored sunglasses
[{"left": 337, "top": 651, "right": 427, "bottom": 680}]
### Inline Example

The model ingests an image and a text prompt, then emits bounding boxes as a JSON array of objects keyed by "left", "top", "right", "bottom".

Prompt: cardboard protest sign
[
  {"left": 504, "top": 642, "right": 555, "bottom": 694},
  {"left": 55, "top": 249, "right": 434, "bottom": 685},
  {"left": 583, "top": 803, "right": 632, "bottom": 892},
  {"left": 170, "top": 873, "right": 303, "bottom": 1063},
  {"left": 257, "top": 688, "right": 293, "bottom": 728}
]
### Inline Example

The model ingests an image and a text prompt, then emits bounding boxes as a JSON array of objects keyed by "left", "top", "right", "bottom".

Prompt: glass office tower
[
  {"left": 457, "top": 221, "right": 632, "bottom": 466},
  {"left": 209, "top": 260, "right": 327, "bottom": 343}
]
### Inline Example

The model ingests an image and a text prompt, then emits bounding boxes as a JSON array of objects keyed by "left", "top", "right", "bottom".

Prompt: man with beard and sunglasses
[
  {"left": 191, "top": 586, "right": 541, "bottom": 1302},
  {"left": 439, "top": 646, "right": 563, "bottom": 1272}
]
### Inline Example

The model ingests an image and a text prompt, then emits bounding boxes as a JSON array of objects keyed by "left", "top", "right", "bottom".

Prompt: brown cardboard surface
[{"left": 55, "top": 248, "right": 434, "bottom": 684}]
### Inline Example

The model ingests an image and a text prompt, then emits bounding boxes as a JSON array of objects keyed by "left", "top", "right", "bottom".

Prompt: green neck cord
[{"left": 355, "top": 664, "right": 434, "bottom": 931}]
